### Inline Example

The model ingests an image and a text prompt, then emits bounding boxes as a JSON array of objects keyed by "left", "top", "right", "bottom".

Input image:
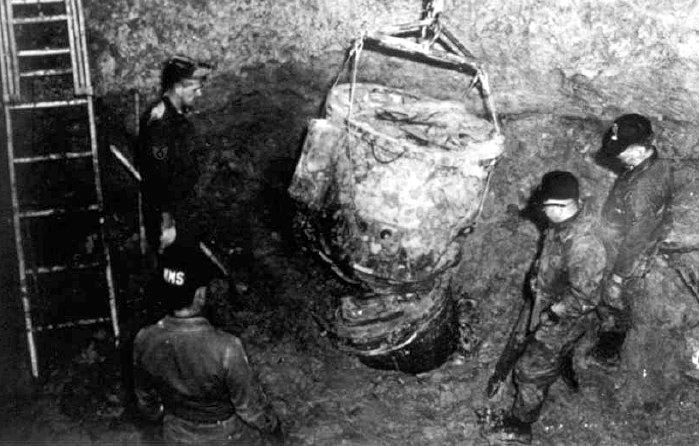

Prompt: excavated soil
[{"left": 1, "top": 64, "right": 699, "bottom": 446}]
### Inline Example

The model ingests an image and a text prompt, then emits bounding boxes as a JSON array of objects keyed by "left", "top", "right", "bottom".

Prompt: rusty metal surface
[
  {"left": 335, "top": 276, "right": 456, "bottom": 373},
  {"left": 289, "top": 83, "right": 504, "bottom": 286}
]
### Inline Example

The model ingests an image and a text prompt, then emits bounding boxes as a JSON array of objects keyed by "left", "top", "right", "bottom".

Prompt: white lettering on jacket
[{"left": 163, "top": 268, "right": 185, "bottom": 286}]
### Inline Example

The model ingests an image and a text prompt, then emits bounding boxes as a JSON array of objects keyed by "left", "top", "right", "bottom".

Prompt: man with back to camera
[
  {"left": 136, "top": 54, "right": 212, "bottom": 257},
  {"left": 132, "top": 239, "right": 285, "bottom": 445},
  {"left": 589, "top": 113, "right": 674, "bottom": 368},
  {"left": 486, "top": 171, "right": 606, "bottom": 444}
]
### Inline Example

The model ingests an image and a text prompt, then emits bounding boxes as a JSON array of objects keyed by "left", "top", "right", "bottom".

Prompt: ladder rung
[
  {"left": 18, "top": 48, "right": 70, "bottom": 57},
  {"left": 19, "top": 204, "right": 100, "bottom": 218},
  {"left": 8, "top": 98, "right": 88, "bottom": 110},
  {"left": 12, "top": 0, "right": 65, "bottom": 4},
  {"left": 20, "top": 67, "right": 72, "bottom": 77},
  {"left": 20, "top": 68, "right": 72, "bottom": 78},
  {"left": 33, "top": 317, "right": 111, "bottom": 333},
  {"left": 12, "top": 14, "right": 68, "bottom": 25},
  {"left": 26, "top": 261, "right": 103, "bottom": 276},
  {"left": 14, "top": 151, "right": 92, "bottom": 163}
]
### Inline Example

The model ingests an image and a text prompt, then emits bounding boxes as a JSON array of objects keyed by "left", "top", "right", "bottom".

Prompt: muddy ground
[{"left": 1, "top": 66, "right": 699, "bottom": 446}]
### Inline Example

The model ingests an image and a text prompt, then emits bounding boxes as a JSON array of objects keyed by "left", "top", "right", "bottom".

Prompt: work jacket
[
  {"left": 533, "top": 200, "right": 607, "bottom": 319},
  {"left": 136, "top": 96, "right": 201, "bottom": 221},
  {"left": 601, "top": 151, "right": 674, "bottom": 279},
  {"left": 133, "top": 316, "right": 279, "bottom": 433}
]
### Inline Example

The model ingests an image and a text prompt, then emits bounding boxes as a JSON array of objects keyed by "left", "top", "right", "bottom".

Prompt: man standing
[
  {"left": 486, "top": 171, "right": 606, "bottom": 444},
  {"left": 590, "top": 113, "right": 674, "bottom": 367},
  {"left": 133, "top": 242, "right": 284, "bottom": 445},
  {"left": 137, "top": 55, "right": 212, "bottom": 254}
]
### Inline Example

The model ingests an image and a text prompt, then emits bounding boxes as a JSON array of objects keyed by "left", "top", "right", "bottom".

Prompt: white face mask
[
  {"left": 617, "top": 144, "right": 650, "bottom": 168},
  {"left": 159, "top": 226, "right": 177, "bottom": 252},
  {"left": 542, "top": 198, "right": 579, "bottom": 224}
]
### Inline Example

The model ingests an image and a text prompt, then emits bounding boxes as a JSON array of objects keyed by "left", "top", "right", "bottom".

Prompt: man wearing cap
[
  {"left": 137, "top": 55, "right": 213, "bottom": 255},
  {"left": 486, "top": 171, "right": 606, "bottom": 444},
  {"left": 133, "top": 241, "right": 285, "bottom": 445},
  {"left": 590, "top": 113, "right": 674, "bottom": 367}
]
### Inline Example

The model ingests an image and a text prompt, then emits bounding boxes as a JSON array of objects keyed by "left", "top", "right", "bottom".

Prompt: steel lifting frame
[
  {"left": 0, "top": 0, "right": 119, "bottom": 377},
  {"left": 356, "top": 4, "right": 501, "bottom": 135}
]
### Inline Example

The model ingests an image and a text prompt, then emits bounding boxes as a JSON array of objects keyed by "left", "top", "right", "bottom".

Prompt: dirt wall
[{"left": 86, "top": 0, "right": 699, "bottom": 125}]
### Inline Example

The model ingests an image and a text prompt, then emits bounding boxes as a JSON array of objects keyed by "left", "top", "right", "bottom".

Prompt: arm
[
  {"left": 132, "top": 330, "right": 164, "bottom": 422},
  {"left": 555, "top": 235, "right": 606, "bottom": 317},
  {"left": 224, "top": 338, "right": 280, "bottom": 434},
  {"left": 612, "top": 166, "right": 671, "bottom": 278}
]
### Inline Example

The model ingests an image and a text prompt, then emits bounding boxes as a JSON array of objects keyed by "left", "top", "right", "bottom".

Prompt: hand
[
  {"left": 550, "top": 302, "right": 565, "bottom": 316},
  {"left": 161, "top": 212, "right": 174, "bottom": 229},
  {"left": 159, "top": 226, "right": 177, "bottom": 253},
  {"left": 539, "top": 306, "right": 561, "bottom": 326},
  {"left": 603, "top": 277, "right": 623, "bottom": 304}
]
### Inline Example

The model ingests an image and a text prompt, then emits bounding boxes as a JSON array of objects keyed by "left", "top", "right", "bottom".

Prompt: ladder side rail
[
  {"left": 0, "top": 0, "right": 12, "bottom": 101},
  {"left": 7, "top": 0, "right": 19, "bottom": 99},
  {"left": 86, "top": 98, "right": 119, "bottom": 341},
  {"left": 6, "top": 0, "right": 20, "bottom": 98},
  {"left": 72, "top": 0, "right": 91, "bottom": 94},
  {"left": 63, "top": 0, "right": 81, "bottom": 95},
  {"left": 0, "top": 0, "right": 19, "bottom": 99},
  {"left": 4, "top": 110, "right": 40, "bottom": 378}
]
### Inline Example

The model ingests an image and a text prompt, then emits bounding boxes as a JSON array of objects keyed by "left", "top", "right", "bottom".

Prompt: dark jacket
[
  {"left": 133, "top": 316, "right": 279, "bottom": 433},
  {"left": 601, "top": 152, "right": 674, "bottom": 278},
  {"left": 137, "top": 96, "right": 201, "bottom": 221},
  {"left": 533, "top": 200, "right": 607, "bottom": 319}
]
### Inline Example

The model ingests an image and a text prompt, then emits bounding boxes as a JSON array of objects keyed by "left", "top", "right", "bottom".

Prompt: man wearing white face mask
[
  {"left": 590, "top": 114, "right": 674, "bottom": 368},
  {"left": 485, "top": 171, "right": 606, "bottom": 444}
]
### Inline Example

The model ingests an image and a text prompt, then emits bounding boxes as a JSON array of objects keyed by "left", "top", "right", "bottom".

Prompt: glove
[
  {"left": 539, "top": 306, "right": 561, "bottom": 326},
  {"left": 158, "top": 212, "right": 177, "bottom": 253}
]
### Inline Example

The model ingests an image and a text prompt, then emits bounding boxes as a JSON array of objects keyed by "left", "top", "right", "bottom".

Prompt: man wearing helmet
[
  {"left": 485, "top": 171, "right": 606, "bottom": 444},
  {"left": 590, "top": 113, "right": 674, "bottom": 367},
  {"left": 133, "top": 242, "right": 284, "bottom": 445}
]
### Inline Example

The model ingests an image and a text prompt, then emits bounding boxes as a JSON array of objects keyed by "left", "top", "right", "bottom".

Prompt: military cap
[
  {"left": 160, "top": 242, "right": 213, "bottom": 311},
  {"left": 600, "top": 113, "right": 653, "bottom": 157},
  {"left": 539, "top": 170, "right": 580, "bottom": 202},
  {"left": 161, "top": 55, "right": 212, "bottom": 92}
]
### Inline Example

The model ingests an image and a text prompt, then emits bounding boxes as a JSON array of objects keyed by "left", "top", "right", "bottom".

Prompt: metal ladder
[{"left": 0, "top": 0, "right": 119, "bottom": 377}]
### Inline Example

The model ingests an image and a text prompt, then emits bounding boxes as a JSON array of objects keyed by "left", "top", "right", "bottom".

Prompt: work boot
[
  {"left": 589, "top": 331, "right": 626, "bottom": 369},
  {"left": 484, "top": 415, "right": 533, "bottom": 444},
  {"left": 559, "top": 352, "right": 579, "bottom": 393}
]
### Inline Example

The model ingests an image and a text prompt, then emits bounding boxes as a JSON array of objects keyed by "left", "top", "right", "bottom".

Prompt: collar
[
  {"left": 162, "top": 94, "right": 184, "bottom": 116},
  {"left": 158, "top": 315, "right": 212, "bottom": 331}
]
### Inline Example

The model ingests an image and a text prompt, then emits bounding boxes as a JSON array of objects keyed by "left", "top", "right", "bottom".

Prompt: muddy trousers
[
  {"left": 511, "top": 315, "right": 591, "bottom": 423},
  {"left": 595, "top": 275, "right": 642, "bottom": 354}
]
